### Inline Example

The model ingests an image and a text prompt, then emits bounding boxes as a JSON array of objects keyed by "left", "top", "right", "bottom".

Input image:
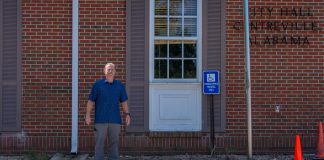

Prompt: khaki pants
[{"left": 94, "top": 123, "right": 120, "bottom": 160}]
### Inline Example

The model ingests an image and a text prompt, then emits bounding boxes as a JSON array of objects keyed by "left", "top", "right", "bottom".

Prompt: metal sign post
[
  {"left": 203, "top": 70, "right": 220, "bottom": 154},
  {"left": 243, "top": 0, "right": 253, "bottom": 159},
  {"left": 209, "top": 94, "right": 214, "bottom": 153}
]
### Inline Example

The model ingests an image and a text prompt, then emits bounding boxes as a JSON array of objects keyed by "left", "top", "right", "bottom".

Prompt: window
[
  {"left": 126, "top": 0, "right": 225, "bottom": 132},
  {"left": 148, "top": 0, "right": 202, "bottom": 131},
  {"left": 153, "top": 0, "right": 199, "bottom": 81}
]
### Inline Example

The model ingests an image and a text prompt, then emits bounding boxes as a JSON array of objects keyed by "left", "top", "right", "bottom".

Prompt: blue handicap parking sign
[{"left": 203, "top": 70, "right": 220, "bottom": 94}]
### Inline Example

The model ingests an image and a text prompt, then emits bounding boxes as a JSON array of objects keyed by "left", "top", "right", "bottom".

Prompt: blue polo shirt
[{"left": 88, "top": 79, "right": 128, "bottom": 124}]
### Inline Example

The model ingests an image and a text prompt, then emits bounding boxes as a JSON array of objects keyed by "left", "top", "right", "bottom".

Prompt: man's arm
[
  {"left": 85, "top": 100, "right": 95, "bottom": 125},
  {"left": 121, "top": 101, "right": 131, "bottom": 126}
]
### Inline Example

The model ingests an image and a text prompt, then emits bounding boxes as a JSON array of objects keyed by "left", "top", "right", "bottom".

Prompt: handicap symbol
[{"left": 207, "top": 74, "right": 215, "bottom": 82}]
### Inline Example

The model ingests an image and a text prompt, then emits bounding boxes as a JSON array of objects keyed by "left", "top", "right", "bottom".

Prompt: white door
[{"left": 149, "top": 0, "right": 202, "bottom": 131}]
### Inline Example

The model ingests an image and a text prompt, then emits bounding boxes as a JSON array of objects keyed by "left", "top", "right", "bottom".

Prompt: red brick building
[{"left": 0, "top": 0, "right": 323, "bottom": 155}]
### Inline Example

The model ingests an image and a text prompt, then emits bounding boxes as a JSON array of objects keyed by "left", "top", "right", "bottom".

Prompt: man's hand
[
  {"left": 85, "top": 115, "right": 91, "bottom": 125},
  {"left": 121, "top": 101, "right": 131, "bottom": 126},
  {"left": 86, "top": 100, "right": 94, "bottom": 125},
  {"left": 125, "top": 115, "right": 131, "bottom": 126}
]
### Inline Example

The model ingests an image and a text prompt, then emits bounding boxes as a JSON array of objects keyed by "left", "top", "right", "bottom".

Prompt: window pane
[
  {"left": 184, "top": 0, "right": 197, "bottom": 16},
  {"left": 184, "top": 18, "right": 197, "bottom": 36},
  {"left": 184, "top": 41, "right": 196, "bottom": 58},
  {"left": 184, "top": 60, "right": 196, "bottom": 78},
  {"left": 154, "top": 0, "right": 199, "bottom": 81},
  {"left": 169, "top": 18, "right": 182, "bottom": 36},
  {"left": 169, "top": 60, "right": 182, "bottom": 78},
  {"left": 155, "top": 17, "right": 167, "bottom": 36},
  {"left": 155, "top": 0, "right": 167, "bottom": 15},
  {"left": 155, "top": 40, "right": 167, "bottom": 58},
  {"left": 169, "top": 40, "right": 182, "bottom": 58},
  {"left": 155, "top": 60, "right": 167, "bottom": 78},
  {"left": 170, "top": 0, "right": 182, "bottom": 16}
]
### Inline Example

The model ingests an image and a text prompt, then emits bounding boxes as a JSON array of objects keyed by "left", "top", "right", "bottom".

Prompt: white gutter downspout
[{"left": 71, "top": 0, "right": 79, "bottom": 154}]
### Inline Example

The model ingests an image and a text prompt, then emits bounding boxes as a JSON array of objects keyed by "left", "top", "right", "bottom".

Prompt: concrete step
[{"left": 50, "top": 153, "right": 89, "bottom": 160}]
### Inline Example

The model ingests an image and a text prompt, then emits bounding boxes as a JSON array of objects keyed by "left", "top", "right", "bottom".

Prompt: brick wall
[
  {"left": 1, "top": 0, "right": 324, "bottom": 155},
  {"left": 22, "top": 0, "right": 72, "bottom": 137},
  {"left": 22, "top": 0, "right": 127, "bottom": 137},
  {"left": 226, "top": 0, "right": 324, "bottom": 137},
  {"left": 19, "top": 0, "right": 128, "bottom": 153}
]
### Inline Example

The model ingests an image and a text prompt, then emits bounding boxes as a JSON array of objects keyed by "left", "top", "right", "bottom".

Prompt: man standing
[{"left": 85, "top": 63, "right": 131, "bottom": 160}]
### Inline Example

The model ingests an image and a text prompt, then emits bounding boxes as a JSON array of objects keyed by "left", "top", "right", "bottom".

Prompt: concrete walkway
[{"left": 0, "top": 154, "right": 297, "bottom": 160}]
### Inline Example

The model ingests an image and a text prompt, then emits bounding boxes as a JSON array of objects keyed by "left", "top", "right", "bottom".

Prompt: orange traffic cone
[
  {"left": 316, "top": 121, "right": 324, "bottom": 158},
  {"left": 294, "top": 135, "right": 303, "bottom": 160}
]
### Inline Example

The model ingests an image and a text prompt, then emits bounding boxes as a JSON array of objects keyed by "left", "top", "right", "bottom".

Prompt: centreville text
[{"left": 232, "top": 7, "right": 320, "bottom": 46}]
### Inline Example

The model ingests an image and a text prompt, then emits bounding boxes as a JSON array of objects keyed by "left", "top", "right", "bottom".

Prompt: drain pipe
[{"left": 71, "top": 0, "right": 79, "bottom": 154}]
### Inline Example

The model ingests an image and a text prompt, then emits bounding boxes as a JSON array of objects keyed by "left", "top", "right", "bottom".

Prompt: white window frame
[{"left": 149, "top": 0, "right": 202, "bottom": 84}]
